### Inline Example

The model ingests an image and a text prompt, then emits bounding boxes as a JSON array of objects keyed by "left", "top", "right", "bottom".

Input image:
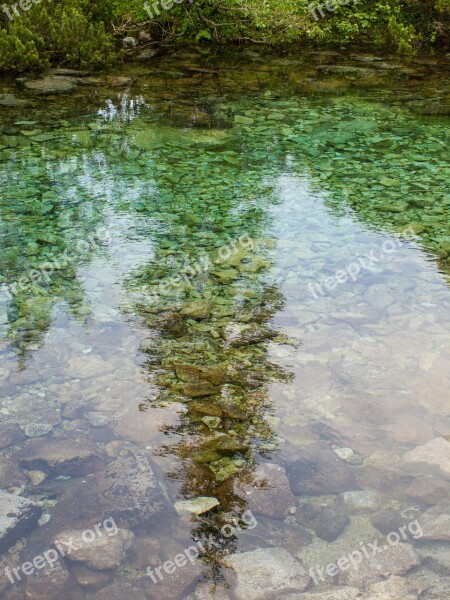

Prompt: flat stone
[
  {"left": 186, "top": 583, "right": 231, "bottom": 599},
  {"left": 50, "top": 68, "right": 91, "bottom": 76},
  {"left": 0, "top": 94, "right": 30, "bottom": 107},
  {"left": 417, "top": 543, "right": 450, "bottom": 570},
  {"left": 420, "top": 578, "right": 450, "bottom": 599},
  {"left": 92, "top": 581, "right": 147, "bottom": 600},
  {"left": 69, "top": 564, "right": 113, "bottom": 588},
  {"left": 404, "top": 437, "right": 450, "bottom": 478},
  {"left": 187, "top": 400, "right": 223, "bottom": 417},
  {"left": 286, "top": 443, "right": 358, "bottom": 495},
  {"left": 234, "top": 115, "right": 255, "bottom": 125},
  {"left": 371, "top": 508, "right": 422, "bottom": 536},
  {"left": 419, "top": 504, "right": 450, "bottom": 540},
  {"left": 55, "top": 453, "right": 166, "bottom": 530},
  {"left": 23, "top": 76, "right": 78, "bottom": 95},
  {"left": 229, "top": 463, "right": 296, "bottom": 519},
  {"left": 340, "top": 490, "right": 381, "bottom": 512},
  {"left": 296, "top": 501, "right": 350, "bottom": 542},
  {"left": 24, "top": 559, "right": 82, "bottom": 600},
  {"left": 0, "top": 491, "right": 42, "bottom": 552},
  {"left": 0, "top": 461, "right": 27, "bottom": 488},
  {"left": 267, "top": 112, "right": 286, "bottom": 121},
  {"left": 181, "top": 382, "right": 217, "bottom": 397},
  {"left": 54, "top": 528, "right": 134, "bottom": 569},
  {"left": 337, "top": 543, "right": 420, "bottom": 589},
  {"left": 174, "top": 496, "right": 220, "bottom": 516},
  {"left": 180, "top": 301, "right": 212, "bottom": 319},
  {"left": 223, "top": 547, "right": 310, "bottom": 600},
  {"left": 107, "top": 76, "right": 133, "bottom": 87},
  {"left": 66, "top": 355, "right": 112, "bottom": 378},
  {"left": 23, "top": 423, "right": 53, "bottom": 438},
  {"left": 362, "top": 576, "right": 421, "bottom": 599},
  {"left": 188, "top": 434, "right": 247, "bottom": 464},
  {"left": 143, "top": 559, "right": 203, "bottom": 600},
  {"left": 19, "top": 436, "right": 103, "bottom": 476},
  {"left": 223, "top": 323, "right": 275, "bottom": 347},
  {"left": 175, "top": 364, "right": 227, "bottom": 385},
  {"left": 284, "top": 587, "right": 360, "bottom": 599},
  {"left": 0, "top": 423, "right": 26, "bottom": 449},
  {"left": 85, "top": 412, "right": 109, "bottom": 427}
]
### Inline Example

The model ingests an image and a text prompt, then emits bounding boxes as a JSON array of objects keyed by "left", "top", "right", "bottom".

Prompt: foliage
[
  {"left": 0, "top": 0, "right": 115, "bottom": 71},
  {"left": 0, "top": 0, "right": 448, "bottom": 72}
]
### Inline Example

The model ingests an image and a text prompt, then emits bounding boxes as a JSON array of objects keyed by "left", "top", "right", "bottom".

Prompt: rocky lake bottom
[{"left": 0, "top": 49, "right": 450, "bottom": 599}]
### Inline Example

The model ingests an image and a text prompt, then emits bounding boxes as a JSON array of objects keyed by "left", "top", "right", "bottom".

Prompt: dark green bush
[
  {"left": 0, "top": 0, "right": 448, "bottom": 73},
  {"left": 0, "top": 0, "right": 115, "bottom": 71}
]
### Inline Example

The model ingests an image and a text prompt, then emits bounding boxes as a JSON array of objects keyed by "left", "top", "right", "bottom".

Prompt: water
[{"left": 0, "top": 51, "right": 450, "bottom": 599}]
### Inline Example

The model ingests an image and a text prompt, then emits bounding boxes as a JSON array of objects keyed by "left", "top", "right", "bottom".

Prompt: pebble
[
  {"left": 23, "top": 423, "right": 54, "bottom": 438},
  {"left": 174, "top": 496, "right": 220, "bottom": 516}
]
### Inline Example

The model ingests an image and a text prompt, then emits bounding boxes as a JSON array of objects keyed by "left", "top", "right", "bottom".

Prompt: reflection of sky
[
  {"left": 97, "top": 94, "right": 149, "bottom": 122},
  {"left": 269, "top": 174, "right": 450, "bottom": 331}
]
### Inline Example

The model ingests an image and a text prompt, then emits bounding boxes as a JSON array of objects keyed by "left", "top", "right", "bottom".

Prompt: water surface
[{"left": 0, "top": 51, "right": 450, "bottom": 599}]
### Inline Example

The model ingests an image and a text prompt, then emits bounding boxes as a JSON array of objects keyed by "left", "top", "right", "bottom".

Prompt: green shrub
[
  {"left": 0, "top": 0, "right": 448, "bottom": 73},
  {"left": 0, "top": 0, "right": 115, "bottom": 71}
]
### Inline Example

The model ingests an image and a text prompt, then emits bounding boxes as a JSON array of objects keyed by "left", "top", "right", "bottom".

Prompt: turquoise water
[{"left": 0, "top": 53, "right": 450, "bottom": 599}]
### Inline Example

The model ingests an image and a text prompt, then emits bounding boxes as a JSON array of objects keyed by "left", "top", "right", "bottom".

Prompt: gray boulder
[{"left": 0, "top": 491, "right": 42, "bottom": 552}]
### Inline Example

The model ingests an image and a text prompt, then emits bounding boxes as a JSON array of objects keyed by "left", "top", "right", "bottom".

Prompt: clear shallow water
[{"left": 0, "top": 52, "right": 450, "bottom": 599}]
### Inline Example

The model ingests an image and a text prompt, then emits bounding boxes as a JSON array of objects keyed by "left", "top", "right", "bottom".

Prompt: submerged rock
[
  {"left": 228, "top": 463, "right": 296, "bottom": 519},
  {"left": 296, "top": 501, "right": 350, "bottom": 542},
  {"left": 291, "top": 587, "right": 360, "bottom": 599},
  {"left": 223, "top": 547, "right": 310, "bottom": 600},
  {"left": 340, "top": 490, "right": 381, "bottom": 512},
  {"left": 404, "top": 437, "right": 450, "bottom": 478},
  {"left": 187, "top": 400, "right": 223, "bottom": 417},
  {"left": 223, "top": 323, "right": 275, "bottom": 347},
  {"left": 209, "top": 456, "right": 247, "bottom": 481},
  {"left": 418, "top": 504, "right": 450, "bottom": 540},
  {"left": 175, "top": 363, "right": 227, "bottom": 385},
  {"left": 0, "top": 94, "right": 30, "bottom": 107},
  {"left": 54, "top": 528, "right": 134, "bottom": 569},
  {"left": 85, "top": 412, "right": 109, "bottom": 427},
  {"left": 174, "top": 496, "right": 220, "bottom": 516},
  {"left": 0, "top": 491, "right": 42, "bottom": 552},
  {"left": 19, "top": 436, "right": 103, "bottom": 476},
  {"left": 54, "top": 453, "right": 166, "bottom": 530},
  {"left": 23, "top": 76, "right": 78, "bottom": 95},
  {"left": 202, "top": 416, "right": 222, "bottom": 430},
  {"left": 180, "top": 301, "right": 212, "bottom": 319},
  {"left": 181, "top": 382, "right": 218, "bottom": 397},
  {"left": 186, "top": 583, "right": 231, "bottom": 599},
  {"left": 189, "top": 433, "right": 247, "bottom": 464},
  {"left": 286, "top": 443, "right": 357, "bottom": 495},
  {"left": 234, "top": 115, "right": 255, "bottom": 125},
  {"left": 337, "top": 543, "right": 420, "bottom": 589},
  {"left": 420, "top": 579, "right": 450, "bottom": 599},
  {"left": 0, "top": 423, "right": 26, "bottom": 449},
  {"left": 362, "top": 576, "right": 421, "bottom": 599},
  {"left": 27, "top": 470, "right": 47, "bottom": 486},
  {"left": 91, "top": 581, "right": 147, "bottom": 600},
  {"left": 24, "top": 559, "right": 82, "bottom": 600},
  {"left": 23, "top": 423, "right": 54, "bottom": 438},
  {"left": 69, "top": 564, "right": 113, "bottom": 589}
]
